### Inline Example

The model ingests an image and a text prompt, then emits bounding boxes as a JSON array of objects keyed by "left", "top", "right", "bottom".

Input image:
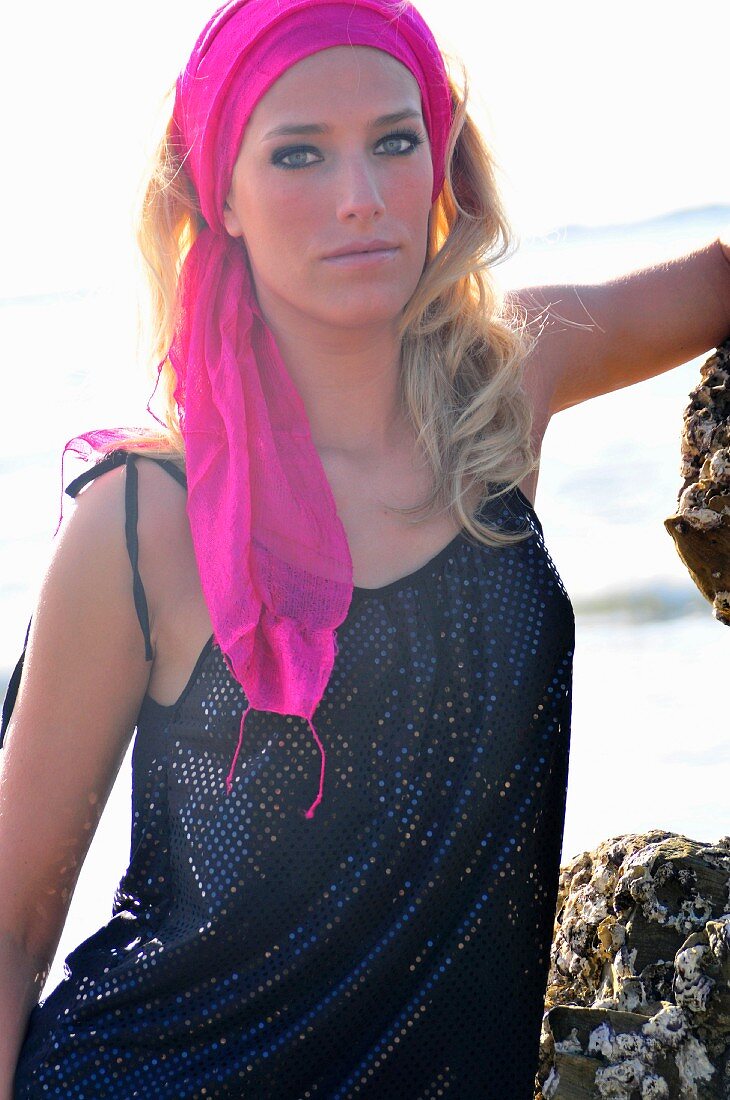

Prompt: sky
[{"left": 1, "top": 0, "right": 729, "bottom": 298}]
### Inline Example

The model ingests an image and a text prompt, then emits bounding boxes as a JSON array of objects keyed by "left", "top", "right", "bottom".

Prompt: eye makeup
[{"left": 271, "top": 128, "right": 426, "bottom": 169}]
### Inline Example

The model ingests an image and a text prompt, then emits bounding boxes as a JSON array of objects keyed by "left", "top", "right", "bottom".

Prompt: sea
[{"left": 1, "top": 204, "right": 728, "bottom": 996}]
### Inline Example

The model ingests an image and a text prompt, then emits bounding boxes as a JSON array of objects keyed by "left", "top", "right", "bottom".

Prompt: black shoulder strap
[
  {"left": 149, "top": 456, "right": 187, "bottom": 491},
  {"left": 0, "top": 451, "right": 187, "bottom": 748},
  {"left": 64, "top": 450, "right": 188, "bottom": 499},
  {"left": 124, "top": 454, "right": 153, "bottom": 662},
  {"left": 63, "top": 449, "right": 129, "bottom": 498},
  {"left": 70, "top": 450, "right": 187, "bottom": 663}
]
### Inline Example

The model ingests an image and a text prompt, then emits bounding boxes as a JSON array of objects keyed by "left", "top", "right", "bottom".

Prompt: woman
[{"left": 1, "top": 0, "right": 728, "bottom": 1096}]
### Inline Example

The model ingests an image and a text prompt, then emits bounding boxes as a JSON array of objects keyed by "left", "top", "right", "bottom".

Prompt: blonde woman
[{"left": 1, "top": 1, "right": 729, "bottom": 1097}]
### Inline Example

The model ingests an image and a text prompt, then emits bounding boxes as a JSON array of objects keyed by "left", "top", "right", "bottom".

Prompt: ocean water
[{"left": 1, "top": 206, "right": 728, "bottom": 996}]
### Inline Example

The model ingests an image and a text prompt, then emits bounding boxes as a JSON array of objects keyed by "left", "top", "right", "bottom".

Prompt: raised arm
[
  {"left": 0, "top": 465, "right": 152, "bottom": 1097},
  {"left": 514, "top": 237, "right": 730, "bottom": 416}
]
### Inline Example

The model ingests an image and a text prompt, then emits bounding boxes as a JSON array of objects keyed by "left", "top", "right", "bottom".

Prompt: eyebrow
[{"left": 261, "top": 109, "right": 423, "bottom": 141}]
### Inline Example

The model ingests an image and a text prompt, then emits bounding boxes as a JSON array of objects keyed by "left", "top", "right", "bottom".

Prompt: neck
[{"left": 259, "top": 301, "right": 411, "bottom": 461}]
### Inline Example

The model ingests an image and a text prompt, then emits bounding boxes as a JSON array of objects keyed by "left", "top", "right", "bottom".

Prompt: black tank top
[{"left": 6, "top": 452, "right": 575, "bottom": 1099}]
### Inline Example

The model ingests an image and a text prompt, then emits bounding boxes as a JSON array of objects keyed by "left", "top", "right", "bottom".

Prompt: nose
[{"left": 335, "top": 156, "right": 386, "bottom": 223}]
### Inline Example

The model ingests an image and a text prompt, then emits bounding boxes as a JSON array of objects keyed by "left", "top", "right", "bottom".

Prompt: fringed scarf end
[
  {"left": 225, "top": 703, "right": 253, "bottom": 795},
  {"left": 303, "top": 716, "right": 326, "bottom": 820},
  {"left": 224, "top": 707, "right": 327, "bottom": 820}
]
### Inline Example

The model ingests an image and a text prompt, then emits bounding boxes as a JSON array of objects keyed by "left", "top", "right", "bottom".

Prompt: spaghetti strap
[
  {"left": 147, "top": 456, "right": 187, "bottom": 491},
  {"left": 63, "top": 451, "right": 188, "bottom": 500},
  {"left": 67, "top": 450, "right": 188, "bottom": 663},
  {"left": 63, "top": 449, "right": 129, "bottom": 498},
  {"left": 1, "top": 451, "right": 189, "bottom": 746},
  {"left": 124, "top": 454, "right": 153, "bottom": 662}
]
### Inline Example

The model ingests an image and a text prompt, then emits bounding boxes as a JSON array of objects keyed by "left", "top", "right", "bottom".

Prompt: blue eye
[
  {"left": 272, "top": 146, "right": 322, "bottom": 169},
  {"left": 376, "top": 130, "right": 426, "bottom": 156},
  {"left": 270, "top": 129, "right": 425, "bottom": 170}
]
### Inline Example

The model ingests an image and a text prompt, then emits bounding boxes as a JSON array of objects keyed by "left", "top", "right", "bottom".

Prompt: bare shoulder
[
  {"left": 0, "top": 460, "right": 159, "bottom": 964},
  {"left": 56, "top": 453, "right": 211, "bottom": 707},
  {"left": 133, "top": 455, "right": 190, "bottom": 552},
  {"left": 26, "top": 458, "right": 155, "bottom": 694},
  {"left": 132, "top": 455, "right": 195, "bottom": 598},
  {"left": 53, "top": 460, "right": 142, "bottom": 618},
  {"left": 63, "top": 455, "right": 188, "bottom": 612}
]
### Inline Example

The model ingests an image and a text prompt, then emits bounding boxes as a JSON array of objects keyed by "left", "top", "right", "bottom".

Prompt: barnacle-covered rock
[
  {"left": 665, "top": 339, "right": 730, "bottom": 624},
  {"left": 535, "top": 832, "right": 730, "bottom": 1098}
]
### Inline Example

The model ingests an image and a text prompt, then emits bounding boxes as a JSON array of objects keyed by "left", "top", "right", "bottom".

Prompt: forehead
[{"left": 247, "top": 46, "right": 423, "bottom": 127}]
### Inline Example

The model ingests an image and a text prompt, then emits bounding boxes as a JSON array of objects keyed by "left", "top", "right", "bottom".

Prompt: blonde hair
[{"left": 126, "top": 59, "right": 537, "bottom": 548}]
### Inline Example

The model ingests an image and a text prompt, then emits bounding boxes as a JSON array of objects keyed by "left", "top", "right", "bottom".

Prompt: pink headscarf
[{"left": 75, "top": 0, "right": 452, "bottom": 819}]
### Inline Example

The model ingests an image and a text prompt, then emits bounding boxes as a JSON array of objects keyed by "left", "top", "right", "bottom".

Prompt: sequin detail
[{"left": 15, "top": 488, "right": 574, "bottom": 1099}]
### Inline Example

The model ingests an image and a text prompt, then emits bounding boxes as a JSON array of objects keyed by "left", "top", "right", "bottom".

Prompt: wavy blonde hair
[{"left": 126, "top": 56, "right": 537, "bottom": 548}]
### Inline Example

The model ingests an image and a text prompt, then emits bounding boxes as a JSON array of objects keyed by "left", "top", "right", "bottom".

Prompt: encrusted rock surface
[
  {"left": 664, "top": 339, "right": 730, "bottom": 625},
  {"left": 535, "top": 832, "right": 730, "bottom": 1098}
]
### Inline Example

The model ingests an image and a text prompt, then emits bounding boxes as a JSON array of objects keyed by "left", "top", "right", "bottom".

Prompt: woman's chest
[{"left": 133, "top": 531, "right": 575, "bottom": 907}]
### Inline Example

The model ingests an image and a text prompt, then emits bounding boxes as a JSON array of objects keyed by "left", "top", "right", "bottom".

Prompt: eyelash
[{"left": 271, "top": 129, "right": 426, "bottom": 170}]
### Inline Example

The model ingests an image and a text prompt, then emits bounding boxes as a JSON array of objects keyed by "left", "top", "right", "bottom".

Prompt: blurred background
[{"left": 1, "top": 0, "right": 728, "bottom": 995}]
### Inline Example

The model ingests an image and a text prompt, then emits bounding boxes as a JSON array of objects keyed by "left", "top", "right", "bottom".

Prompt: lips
[{"left": 322, "top": 239, "right": 399, "bottom": 259}]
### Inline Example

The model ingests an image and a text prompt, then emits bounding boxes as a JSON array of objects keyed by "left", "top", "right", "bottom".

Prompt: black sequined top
[{"left": 10, "top": 454, "right": 575, "bottom": 1099}]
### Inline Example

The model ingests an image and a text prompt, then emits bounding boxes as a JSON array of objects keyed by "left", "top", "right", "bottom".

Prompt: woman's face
[{"left": 223, "top": 46, "right": 434, "bottom": 332}]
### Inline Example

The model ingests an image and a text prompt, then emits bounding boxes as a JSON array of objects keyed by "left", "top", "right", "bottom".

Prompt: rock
[
  {"left": 664, "top": 339, "right": 730, "bottom": 625},
  {"left": 535, "top": 832, "right": 730, "bottom": 1098}
]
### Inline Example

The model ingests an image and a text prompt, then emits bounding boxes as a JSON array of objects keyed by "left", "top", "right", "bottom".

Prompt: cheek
[
  {"left": 387, "top": 163, "right": 433, "bottom": 229},
  {"left": 253, "top": 202, "right": 326, "bottom": 306},
  {"left": 236, "top": 175, "right": 319, "bottom": 266},
  {"left": 259, "top": 178, "right": 320, "bottom": 240},
  {"left": 390, "top": 177, "right": 432, "bottom": 266}
]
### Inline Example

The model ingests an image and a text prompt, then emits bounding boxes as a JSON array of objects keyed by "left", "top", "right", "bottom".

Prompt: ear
[{"left": 223, "top": 197, "right": 244, "bottom": 239}]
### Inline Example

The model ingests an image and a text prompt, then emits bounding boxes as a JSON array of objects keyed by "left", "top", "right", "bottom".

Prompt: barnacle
[{"left": 536, "top": 833, "right": 730, "bottom": 1099}]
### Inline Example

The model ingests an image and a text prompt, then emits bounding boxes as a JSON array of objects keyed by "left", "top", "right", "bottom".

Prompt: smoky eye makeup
[
  {"left": 270, "top": 146, "right": 322, "bottom": 169},
  {"left": 270, "top": 128, "right": 426, "bottom": 169},
  {"left": 375, "top": 129, "right": 426, "bottom": 155}
]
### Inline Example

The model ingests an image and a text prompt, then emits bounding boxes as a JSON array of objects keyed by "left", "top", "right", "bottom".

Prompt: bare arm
[
  {"left": 514, "top": 237, "right": 730, "bottom": 416},
  {"left": 0, "top": 465, "right": 152, "bottom": 1095}
]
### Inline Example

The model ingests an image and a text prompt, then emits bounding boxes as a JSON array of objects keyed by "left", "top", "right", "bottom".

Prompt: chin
[
  {"left": 257, "top": 268, "right": 421, "bottom": 334},
  {"left": 318, "top": 300, "right": 406, "bottom": 331},
  {"left": 311, "top": 279, "right": 420, "bottom": 330}
]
